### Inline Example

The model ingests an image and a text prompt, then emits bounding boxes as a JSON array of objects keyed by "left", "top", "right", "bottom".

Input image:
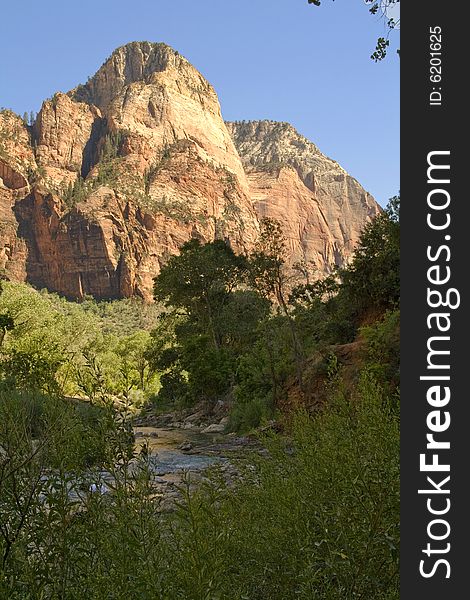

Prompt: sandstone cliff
[
  {"left": 226, "top": 120, "right": 380, "bottom": 273},
  {"left": 0, "top": 42, "right": 379, "bottom": 300}
]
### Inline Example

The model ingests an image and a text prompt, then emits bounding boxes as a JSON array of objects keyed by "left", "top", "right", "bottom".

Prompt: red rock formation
[
  {"left": 226, "top": 120, "right": 380, "bottom": 273},
  {"left": 0, "top": 42, "right": 379, "bottom": 300}
]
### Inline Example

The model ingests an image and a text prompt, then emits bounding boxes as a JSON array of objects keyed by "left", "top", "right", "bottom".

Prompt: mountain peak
[
  {"left": 1, "top": 46, "right": 379, "bottom": 301},
  {"left": 71, "top": 41, "right": 193, "bottom": 109}
]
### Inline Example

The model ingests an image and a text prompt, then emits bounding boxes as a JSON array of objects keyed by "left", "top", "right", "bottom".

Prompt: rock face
[
  {"left": 0, "top": 42, "right": 379, "bottom": 300},
  {"left": 226, "top": 121, "right": 380, "bottom": 273}
]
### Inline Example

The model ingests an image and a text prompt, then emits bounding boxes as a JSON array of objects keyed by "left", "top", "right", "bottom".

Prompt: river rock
[
  {"left": 178, "top": 442, "right": 193, "bottom": 452},
  {"left": 202, "top": 423, "right": 225, "bottom": 434},
  {"left": 184, "top": 410, "right": 205, "bottom": 424}
]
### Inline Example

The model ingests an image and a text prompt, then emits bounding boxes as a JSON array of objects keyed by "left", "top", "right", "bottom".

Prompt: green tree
[
  {"left": 115, "top": 331, "right": 152, "bottom": 397},
  {"left": 287, "top": 196, "right": 400, "bottom": 348},
  {"left": 151, "top": 240, "right": 272, "bottom": 407},
  {"left": 340, "top": 195, "right": 400, "bottom": 314},
  {"left": 0, "top": 282, "right": 157, "bottom": 403},
  {"left": 0, "top": 349, "right": 64, "bottom": 395},
  {"left": 154, "top": 239, "right": 247, "bottom": 350},
  {"left": 249, "top": 218, "right": 305, "bottom": 392}
]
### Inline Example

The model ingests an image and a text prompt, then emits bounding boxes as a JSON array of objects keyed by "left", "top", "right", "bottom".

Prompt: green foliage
[
  {"left": 139, "top": 193, "right": 199, "bottom": 223},
  {"left": 204, "top": 374, "right": 400, "bottom": 599},
  {"left": 340, "top": 196, "right": 400, "bottom": 315},
  {"left": 52, "top": 130, "right": 128, "bottom": 209},
  {"left": 230, "top": 315, "right": 293, "bottom": 431},
  {"left": 99, "top": 131, "right": 125, "bottom": 163},
  {"left": 160, "top": 374, "right": 399, "bottom": 599},
  {"left": 94, "top": 157, "right": 119, "bottom": 187},
  {"left": 79, "top": 296, "right": 162, "bottom": 336},
  {"left": 0, "top": 348, "right": 63, "bottom": 395},
  {"left": 0, "top": 388, "right": 115, "bottom": 473},
  {"left": 249, "top": 218, "right": 306, "bottom": 392},
  {"left": 361, "top": 309, "right": 400, "bottom": 395},
  {"left": 371, "top": 37, "right": 391, "bottom": 62},
  {"left": 249, "top": 217, "right": 288, "bottom": 300},
  {"left": 61, "top": 175, "right": 89, "bottom": 207},
  {"left": 154, "top": 239, "right": 247, "bottom": 338},
  {"left": 21, "top": 111, "right": 36, "bottom": 127},
  {"left": 150, "top": 201, "right": 400, "bottom": 417},
  {"left": 218, "top": 290, "right": 271, "bottom": 354},
  {"left": 228, "top": 396, "right": 270, "bottom": 432},
  {"left": 155, "top": 368, "right": 188, "bottom": 406},
  {"left": 0, "top": 203, "right": 400, "bottom": 597},
  {"left": 291, "top": 197, "right": 400, "bottom": 349},
  {"left": 291, "top": 279, "right": 355, "bottom": 348},
  {"left": 0, "top": 389, "right": 139, "bottom": 597},
  {"left": 152, "top": 240, "right": 263, "bottom": 407},
  {"left": 0, "top": 310, "right": 14, "bottom": 349},
  {"left": 115, "top": 330, "right": 153, "bottom": 397},
  {"left": 143, "top": 162, "right": 160, "bottom": 195},
  {"left": 0, "top": 282, "right": 160, "bottom": 405},
  {"left": 0, "top": 373, "right": 399, "bottom": 599}
]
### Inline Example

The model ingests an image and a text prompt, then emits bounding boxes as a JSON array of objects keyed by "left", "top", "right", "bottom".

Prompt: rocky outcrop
[
  {"left": 226, "top": 120, "right": 380, "bottom": 272},
  {"left": 72, "top": 42, "right": 251, "bottom": 190},
  {"left": 0, "top": 42, "right": 379, "bottom": 300},
  {"left": 0, "top": 111, "right": 34, "bottom": 281},
  {"left": 33, "top": 93, "right": 102, "bottom": 187}
]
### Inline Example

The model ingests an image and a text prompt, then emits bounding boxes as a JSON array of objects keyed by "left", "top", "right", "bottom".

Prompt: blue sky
[{"left": 0, "top": 0, "right": 399, "bottom": 206}]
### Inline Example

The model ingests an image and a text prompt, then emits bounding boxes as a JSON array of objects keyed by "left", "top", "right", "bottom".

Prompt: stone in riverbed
[
  {"left": 157, "top": 414, "right": 173, "bottom": 424},
  {"left": 177, "top": 442, "right": 193, "bottom": 452},
  {"left": 202, "top": 423, "right": 226, "bottom": 434},
  {"left": 184, "top": 410, "right": 206, "bottom": 424},
  {"left": 153, "top": 476, "right": 168, "bottom": 484}
]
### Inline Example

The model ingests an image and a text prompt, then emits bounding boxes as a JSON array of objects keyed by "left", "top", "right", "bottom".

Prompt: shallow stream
[{"left": 133, "top": 426, "right": 225, "bottom": 479}]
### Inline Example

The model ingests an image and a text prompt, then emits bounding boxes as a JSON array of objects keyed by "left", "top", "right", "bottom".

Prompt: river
[{"left": 133, "top": 425, "right": 227, "bottom": 480}]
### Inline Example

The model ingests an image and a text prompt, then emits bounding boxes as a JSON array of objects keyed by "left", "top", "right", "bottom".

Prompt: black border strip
[{"left": 401, "top": 1, "right": 468, "bottom": 596}]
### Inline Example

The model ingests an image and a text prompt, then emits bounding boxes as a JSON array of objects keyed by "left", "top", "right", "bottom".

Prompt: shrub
[
  {"left": 361, "top": 309, "right": 400, "bottom": 397},
  {"left": 202, "top": 375, "right": 395, "bottom": 597},
  {"left": 228, "top": 396, "right": 270, "bottom": 432},
  {"left": 169, "top": 373, "right": 400, "bottom": 599},
  {"left": 0, "top": 374, "right": 399, "bottom": 599}
]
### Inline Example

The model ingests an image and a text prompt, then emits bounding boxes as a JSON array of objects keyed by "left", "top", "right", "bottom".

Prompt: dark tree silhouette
[{"left": 308, "top": 0, "right": 400, "bottom": 61}]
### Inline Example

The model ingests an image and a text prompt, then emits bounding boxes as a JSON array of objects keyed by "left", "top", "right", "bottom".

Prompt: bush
[
  {"left": 340, "top": 197, "right": 400, "bottom": 316},
  {"left": 169, "top": 373, "right": 400, "bottom": 599},
  {"left": 0, "top": 388, "right": 116, "bottom": 471},
  {"left": 0, "top": 349, "right": 63, "bottom": 395},
  {"left": 0, "top": 374, "right": 399, "bottom": 599},
  {"left": 228, "top": 396, "right": 270, "bottom": 432},
  {"left": 361, "top": 309, "right": 400, "bottom": 396},
  {"left": 155, "top": 369, "right": 189, "bottom": 406}
]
